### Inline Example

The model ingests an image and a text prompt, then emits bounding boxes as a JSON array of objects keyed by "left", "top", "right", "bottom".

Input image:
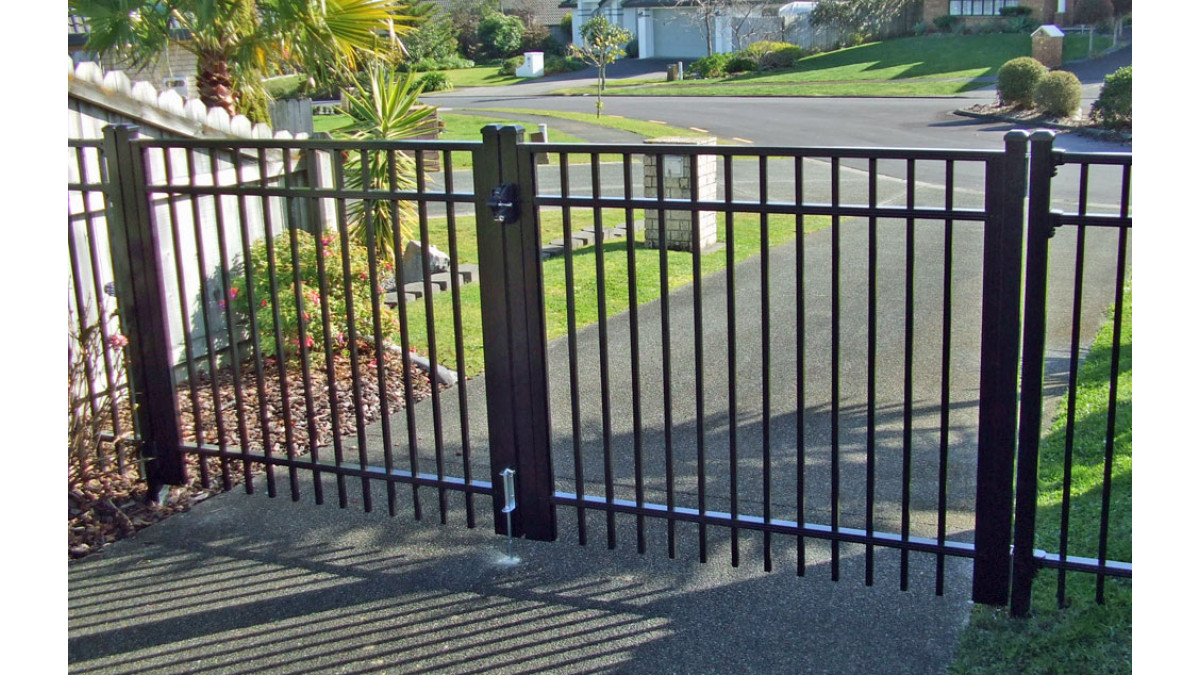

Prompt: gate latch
[{"left": 487, "top": 183, "right": 520, "bottom": 224}]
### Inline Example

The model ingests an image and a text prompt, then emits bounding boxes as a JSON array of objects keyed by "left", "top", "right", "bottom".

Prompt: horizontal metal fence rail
[
  {"left": 116, "top": 130, "right": 493, "bottom": 525},
  {"left": 1011, "top": 134, "right": 1133, "bottom": 615},
  {"left": 515, "top": 136, "right": 1020, "bottom": 599}
]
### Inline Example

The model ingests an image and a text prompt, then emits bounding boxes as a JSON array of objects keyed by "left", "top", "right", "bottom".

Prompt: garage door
[{"left": 652, "top": 9, "right": 710, "bottom": 59}]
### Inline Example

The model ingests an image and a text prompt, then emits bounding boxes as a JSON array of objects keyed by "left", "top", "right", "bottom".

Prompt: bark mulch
[{"left": 68, "top": 346, "right": 440, "bottom": 560}]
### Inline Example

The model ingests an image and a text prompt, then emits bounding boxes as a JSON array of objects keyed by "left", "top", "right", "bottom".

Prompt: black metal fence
[{"left": 68, "top": 124, "right": 1131, "bottom": 616}]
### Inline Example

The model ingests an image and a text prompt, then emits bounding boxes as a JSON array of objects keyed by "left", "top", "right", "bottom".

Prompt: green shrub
[
  {"left": 544, "top": 54, "right": 586, "bottom": 75},
  {"left": 498, "top": 55, "right": 525, "bottom": 77},
  {"left": 1091, "top": 66, "right": 1131, "bottom": 129},
  {"left": 933, "top": 14, "right": 961, "bottom": 32},
  {"left": 232, "top": 230, "right": 400, "bottom": 362},
  {"left": 997, "top": 56, "right": 1048, "bottom": 108},
  {"left": 625, "top": 38, "right": 638, "bottom": 59},
  {"left": 1035, "top": 70, "right": 1083, "bottom": 117},
  {"left": 999, "top": 5, "right": 1033, "bottom": 17},
  {"left": 726, "top": 54, "right": 757, "bottom": 74},
  {"left": 416, "top": 71, "right": 452, "bottom": 92},
  {"left": 406, "top": 54, "right": 475, "bottom": 72},
  {"left": 478, "top": 12, "right": 525, "bottom": 59},
  {"left": 687, "top": 53, "right": 733, "bottom": 79},
  {"left": 561, "top": 13, "right": 573, "bottom": 35}
]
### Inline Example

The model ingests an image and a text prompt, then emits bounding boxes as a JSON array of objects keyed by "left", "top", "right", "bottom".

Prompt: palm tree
[
  {"left": 69, "top": 1, "right": 423, "bottom": 121},
  {"left": 340, "top": 67, "right": 437, "bottom": 263}
]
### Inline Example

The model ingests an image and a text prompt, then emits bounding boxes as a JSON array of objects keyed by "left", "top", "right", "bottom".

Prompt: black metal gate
[{"left": 71, "top": 124, "right": 1131, "bottom": 616}]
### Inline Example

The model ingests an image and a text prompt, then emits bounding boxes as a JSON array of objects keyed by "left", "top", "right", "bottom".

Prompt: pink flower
[
  {"left": 229, "top": 287, "right": 239, "bottom": 299},
  {"left": 108, "top": 334, "right": 129, "bottom": 349}
]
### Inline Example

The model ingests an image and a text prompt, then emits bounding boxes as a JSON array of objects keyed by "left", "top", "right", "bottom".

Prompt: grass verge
[
  {"left": 402, "top": 212, "right": 827, "bottom": 377},
  {"left": 563, "top": 34, "right": 1113, "bottom": 98},
  {"left": 949, "top": 283, "right": 1131, "bottom": 674}
]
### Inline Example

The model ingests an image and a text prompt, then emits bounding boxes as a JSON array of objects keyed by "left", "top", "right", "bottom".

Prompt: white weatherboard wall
[{"left": 67, "top": 58, "right": 335, "bottom": 372}]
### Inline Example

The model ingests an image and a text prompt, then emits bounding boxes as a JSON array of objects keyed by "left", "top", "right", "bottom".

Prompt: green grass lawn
[
  {"left": 562, "top": 34, "right": 1113, "bottom": 98},
  {"left": 400, "top": 212, "right": 828, "bottom": 376},
  {"left": 437, "top": 64, "right": 526, "bottom": 89},
  {"left": 949, "top": 284, "right": 1132, "bottom": 673}
]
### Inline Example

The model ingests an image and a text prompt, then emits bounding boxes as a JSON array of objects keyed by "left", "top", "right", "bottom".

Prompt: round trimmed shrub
[
  {"left": 687, "top": 53, "right": 733, "bottom": 79},
  {"left": 997, "top": 57, "right": 1048, "bottom": 108},
  {"left": 416, "top": 71, "right": 452, "bottom": 93},
  {"left": 1035, "top": 71, "right": 1083, "bottom": 118},
  {"left": 726, "top": 54, "right": 757, "bottom": 75},
  {"left": 498, "top": 55, "right": 525, "bottom": 77},
  {"left": 1091, "top": 66, "right": 1131, "bottom": 129}
]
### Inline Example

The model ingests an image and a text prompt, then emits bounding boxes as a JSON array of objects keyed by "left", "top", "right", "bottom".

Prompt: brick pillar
[{"left": 643, "top": 137, "right": 718, "bottom": 252}]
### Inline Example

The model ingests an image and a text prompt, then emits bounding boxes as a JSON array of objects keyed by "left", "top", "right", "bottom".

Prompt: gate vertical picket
[
  {"left": 971, "top": 130, "right": 1030, "bottom": 605},
  {"left": 473, "top": 125, "right": 557, "bottom": 541},
  {"left": 1010, "top": 131, "right": 1060, "bottom": 616},
  {"left": 101, "top": 124, "right": 186, "bottom": 496}
]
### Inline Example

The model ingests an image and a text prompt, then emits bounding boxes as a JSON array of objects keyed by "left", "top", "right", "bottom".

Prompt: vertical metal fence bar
[
  {"left": 560, "top": 152, "right": 585, "bottom": 545},
  {"left": 1095, "top": 164, "right": 1131, "bottom": 605},
  {"left": 901, "top": 158, "right": 916, "bottom": 591},
  {"left": 162, "top": 148, "right": 207, "bottom": 486},
  {"left": 724, "top": 155, "right": 739, "bottom": 567},
  {"left": 972, "top": 130, "right": 1030, "bottom": 606},
  {"left": 690, "top": 152, "right": 708, "bottom": 566},
  {"left": 231, "top": 148, "right": 272, "bottom": 498},
  {"left": 624, "top": 153, "right": 647, "bottom": 555},
  {"left": 334, "top": 149, "right": 371, "bottom": 511},
  {"left": 250, "top": 147, "right": 283, "bottom": 497},
  {"left": 593, "top": 152, "right": 616, "bottom": 550},
  {"left": 308, "top": 151, "right": 345, "bottom": 506},
  {"left": 936, "top": 160, "right": 956, "bottom": 597},
  {"left": 185, "top": 145, "right": 226, "bottom": 489},
  {"left": 386, "top": 149, "right": 421, "bottom": 519},
  {"left": 1056, "top": 165, "right": 1090, "bottom": 608},
  {"left": 759, "top": 154, "right": 772, "bottom": 573},
  {"left": 100, "top": 125, "right": 185, "bottom": 494},
  {"left": 366, "top": 147, "right": 397, "bottom": 518},
  {"left": 830, "top": 155, "right": 841, "bottom": 582},
  {"left": 1011, "top": 131, "right": 1058, "bottom": 616},
  {"left": 68, "top": 196, "right": 103, "bottom": 467},
  {"left": 416, "top": 150, "right": 448, "bottom": 523},
  {"left": 211, "top": 148, "right": 254, "bottom": 491},
  {"left": 865, "top": 157, "right": 878, "bottom": 588},
  {"left": 656, "top": 152, "right": 677, "bottom": 560},
  {"left": 795, "top": 155, "right": 806, "bottom": 578},
  {"left": 281, "top": 148, "right": 310, "bottom": 500},
  {"left": 70, "top": 147, "right": 106, "bottom": 468},
  {"left": 94, "top": 145, "right": 139, "bottom": 451},
  {"left": 443, "top": 149, "right": 475, "bottom": 527},
  {"left": 293, "top": 148, "right": 324, "bottom": 507}
]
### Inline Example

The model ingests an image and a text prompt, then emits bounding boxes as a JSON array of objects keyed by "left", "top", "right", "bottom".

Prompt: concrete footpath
[{"left": 68, "top": 480, "right": 973, "bottom": 674}]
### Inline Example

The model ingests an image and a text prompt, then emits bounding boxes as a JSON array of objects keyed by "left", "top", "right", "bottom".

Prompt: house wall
[
  {"left": 70, "top": 41, "right": 200, "bottom": 99},
  {"left": 921, "top": 0, "right": 1069, "bottom": 25}
]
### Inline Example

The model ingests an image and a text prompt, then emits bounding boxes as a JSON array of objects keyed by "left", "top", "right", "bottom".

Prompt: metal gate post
[
  {"left": 473, "top": 125, "right": 557, "bottom": 541},
  {"left": 1010, "top": 130, "right": 1060, "bottom": 616},
  {"left": 101, "top": 124, "right": 186, "bottom": 497},
  {"left": 971, "top": 130, "right": 1030, "bottom": 605}
]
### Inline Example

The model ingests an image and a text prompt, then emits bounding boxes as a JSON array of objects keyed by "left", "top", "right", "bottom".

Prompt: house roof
[{"left": 423, "top": 0, "right": 572, "bottom": 24}]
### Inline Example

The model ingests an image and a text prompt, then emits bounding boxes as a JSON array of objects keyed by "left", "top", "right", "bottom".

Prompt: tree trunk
[{"left": 196, "top": 51, "right": 238, "bottom": 117}]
